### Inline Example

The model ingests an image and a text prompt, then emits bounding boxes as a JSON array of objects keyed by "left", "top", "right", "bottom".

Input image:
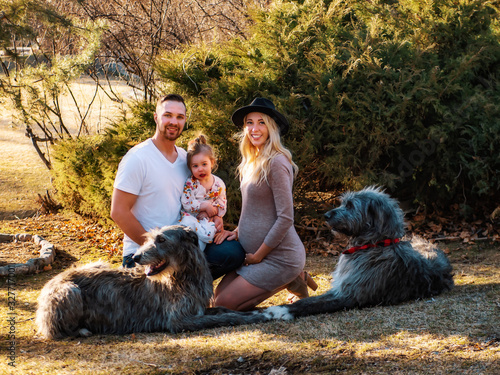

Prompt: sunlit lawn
[{"left": 0, "top": 238, "right": 498, "bottom": 374}]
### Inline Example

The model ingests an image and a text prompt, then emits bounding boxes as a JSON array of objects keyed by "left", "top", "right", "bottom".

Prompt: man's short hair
[{"left": 157, "top": 94, "right": 186, "bottom": 109}]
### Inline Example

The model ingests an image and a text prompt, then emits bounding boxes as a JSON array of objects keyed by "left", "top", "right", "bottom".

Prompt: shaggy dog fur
[
  {"left": 265, "top": 186, "right": 454, "bottom": 320},
  {"left": 36, "top": 225, "right": 266, "bottom": 339}
]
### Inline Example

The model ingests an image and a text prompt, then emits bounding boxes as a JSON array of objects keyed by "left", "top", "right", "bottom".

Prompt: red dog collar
[{"left": 343, "top": 238, "right": 401, "bottom": 254}]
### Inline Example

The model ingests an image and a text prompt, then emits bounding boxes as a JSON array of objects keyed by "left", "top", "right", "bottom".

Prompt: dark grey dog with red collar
[{"left": 264, "top": 186, "right": 454, "bottom": 320}]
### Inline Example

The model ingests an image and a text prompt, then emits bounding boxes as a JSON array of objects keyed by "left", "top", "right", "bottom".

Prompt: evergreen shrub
[
  {"left": 52, "top": 0, "right": 500, "bottom": 223},
  {"left": 156, "top": 0, "right": 500, "bottom": 217},
  {"left": 51, "top": 101, "right": 157, "bottom": 221}
]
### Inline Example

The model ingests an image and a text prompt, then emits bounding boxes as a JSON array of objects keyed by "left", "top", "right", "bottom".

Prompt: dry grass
[
  {"left": 0, "top": 124, "right": 52, "bottom": 219},
  {"left": 49, "top": 77, "right": 137, "bottom": 135},
  {"left": 0, "top": 224, "right": 498, "bottom": 374},
  {"left": 0, "top": 77, "right": 133, "bottom": 220}
]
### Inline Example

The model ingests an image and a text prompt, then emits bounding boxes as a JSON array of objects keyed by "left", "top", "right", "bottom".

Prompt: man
[{"left": 111, "top": 94, "right": 245, "bottom": 279}]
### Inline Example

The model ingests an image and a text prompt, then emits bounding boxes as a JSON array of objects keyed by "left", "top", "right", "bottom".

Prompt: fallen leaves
[
  {"left": 0, "top": 241, "right": 40, "bottom": 266},
  {"left": 297, "top": 205, "right": 500, "bottom": 257},
  {"left": 411, "top": 210, "right": 500, "bottom": 244},
  {"left": 0, "top": 213, "right": 123, "bottom": 266}
]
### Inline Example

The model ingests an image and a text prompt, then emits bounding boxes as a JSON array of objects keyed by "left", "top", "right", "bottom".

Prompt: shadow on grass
[
  {"left": 11, "top": 314, "right": 499, "bottom": 375},
  {"left": 51, "top": 248, "right": 79, "bottom": 270},
  {"left": 1, "top": 280, "right": 497, "bottom": 374},
  {"left": 1, "top": 252, "right": 497, "bottom": 375}
]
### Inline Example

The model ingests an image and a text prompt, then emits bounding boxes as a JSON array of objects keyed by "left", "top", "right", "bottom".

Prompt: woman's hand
[
  {"left": 244, "top": 253, "right": 262, "bottom": 265},
  {"left": 244, "top": 243, "right": 272, "bottom": 265},
  {"left": 213, "top": 229, "right": 237, "bottom": 245}
]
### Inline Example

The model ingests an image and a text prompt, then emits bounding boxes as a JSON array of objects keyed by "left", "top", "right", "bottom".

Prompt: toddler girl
[{"left": 180, "top": 135, "right": 226, "bottom": 250}]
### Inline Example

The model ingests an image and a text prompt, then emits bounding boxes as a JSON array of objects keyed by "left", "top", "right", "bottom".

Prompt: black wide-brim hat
[{"left": 231, "top": 97, "right": 289, "bottom": 136}]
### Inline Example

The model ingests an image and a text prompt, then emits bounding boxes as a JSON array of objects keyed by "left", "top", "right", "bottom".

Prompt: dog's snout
[
  {"left": 324, "top": 209, "right": 335, "bottom": 221},
  {"left": 132, "top": 254, "right": 142, "bottom": 264}
]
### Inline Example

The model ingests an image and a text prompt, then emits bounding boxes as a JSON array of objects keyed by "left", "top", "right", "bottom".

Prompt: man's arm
[{"left": 110, "top": 188, "right": 148, "bottom": 246}]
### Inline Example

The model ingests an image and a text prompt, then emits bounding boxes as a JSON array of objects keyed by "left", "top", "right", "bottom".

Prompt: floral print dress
[{"left": 179, "top": 175, "right": 226, "bottom": 250}]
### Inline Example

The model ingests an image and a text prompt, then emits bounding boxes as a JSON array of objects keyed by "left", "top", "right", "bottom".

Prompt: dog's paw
[
  {"left": 78, "top": 328, "right": 93, "bottom": 337},
  {"left": 263, "top": 306, "right": 294, "bottom": 321}
]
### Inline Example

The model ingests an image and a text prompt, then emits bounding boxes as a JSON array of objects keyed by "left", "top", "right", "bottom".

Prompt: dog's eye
[
  {"left": 156, "top": 235, "right": 166, "bottom": 243},
  {"left": 345, "top": 201, "right": 354, "bottom": 209}
]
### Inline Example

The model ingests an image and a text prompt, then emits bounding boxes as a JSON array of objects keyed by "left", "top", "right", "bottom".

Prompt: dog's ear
[
  {"left": 367, "top": 196, "right": 404, "bottom": 237},
  {"left": 366, "top": 198, "right": 389, "bottom": 232},
  {"left": 366, "top": 199, "right": 379, "bottom": 227},
  {"left": 182, "top": 226, "right": 199, "bottom": 245}
]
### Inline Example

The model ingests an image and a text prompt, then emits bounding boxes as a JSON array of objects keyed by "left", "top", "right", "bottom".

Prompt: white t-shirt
[{"left": 113, "top": 138, "right": 191, "bottom": 256}]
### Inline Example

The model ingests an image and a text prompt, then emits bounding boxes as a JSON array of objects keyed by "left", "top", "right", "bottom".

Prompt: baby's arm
[
  {"left": 197, "top": 177, "right": 225, "bottom": 218},
  {"left": 181, "top": 179, "right": 202, "bottom": 214},
  {"left": 212, "top": 177, "right": 227, "bottom": 217},
  {"left": 199, "top": 201, "right": 217, "bottom": 217}
]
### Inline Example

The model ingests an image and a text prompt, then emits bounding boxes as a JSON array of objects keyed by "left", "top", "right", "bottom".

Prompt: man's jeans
[
  {"left": 204, "top": 239, "right": 245, "bottom": 280},
  {"left": 122, "top": 239, "right": 245, "bottom": 280}
]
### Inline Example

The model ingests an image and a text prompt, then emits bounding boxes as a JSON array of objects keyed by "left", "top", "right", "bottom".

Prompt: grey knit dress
[{"left": 236, "top": 154, "right": 306, "bottom": 291}]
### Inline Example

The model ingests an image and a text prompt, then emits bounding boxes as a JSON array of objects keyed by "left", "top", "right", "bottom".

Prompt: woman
[{"left": 214, "top": 97, "right": 317, "bottom": 311}]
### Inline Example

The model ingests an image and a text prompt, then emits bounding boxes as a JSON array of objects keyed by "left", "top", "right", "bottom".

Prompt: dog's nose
[
  {"left": 324, "top": 210, "right": 335, "bottom": 221},
  {"left": 132, "top": 254, "right": 141, "bottom": 263}
]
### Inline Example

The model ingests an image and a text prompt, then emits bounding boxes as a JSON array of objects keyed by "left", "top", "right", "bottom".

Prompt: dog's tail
[
  {"left": 36, "top": 281, "right": 84, "bottom": 339},
  {"left": 264, "top": 292, "right": 355, "bottom": 321},
  {"left": 170, "top": 307, "right": 271, "bottom": 333}
]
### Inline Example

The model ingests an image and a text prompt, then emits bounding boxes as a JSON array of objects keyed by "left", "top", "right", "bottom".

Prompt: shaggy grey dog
[
  {"left": 265, "top": 186, "right": 454, "bottom": 320},
  {"left": 36, "top": 225, "right": 266, "bottom": 339}
]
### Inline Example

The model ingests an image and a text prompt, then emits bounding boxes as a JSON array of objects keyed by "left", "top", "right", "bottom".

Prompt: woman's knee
[
  {"left": 213, "top": 279, "right": 251, "bottom": 311},
  {"left": 213, "top": 293, "right": 239, "bottom": 311}
]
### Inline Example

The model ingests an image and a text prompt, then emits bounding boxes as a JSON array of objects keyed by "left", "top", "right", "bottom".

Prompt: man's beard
[{"left": 159, "top": 125, "right": 182, "bottom": 141}]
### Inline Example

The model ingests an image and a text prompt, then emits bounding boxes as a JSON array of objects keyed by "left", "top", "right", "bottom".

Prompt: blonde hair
[
  {"left": 187, "top": 134, "right": 217, "bottom": 172},
  {"left": 237, "top": 113, "right": 298, "bottom": 185}
]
